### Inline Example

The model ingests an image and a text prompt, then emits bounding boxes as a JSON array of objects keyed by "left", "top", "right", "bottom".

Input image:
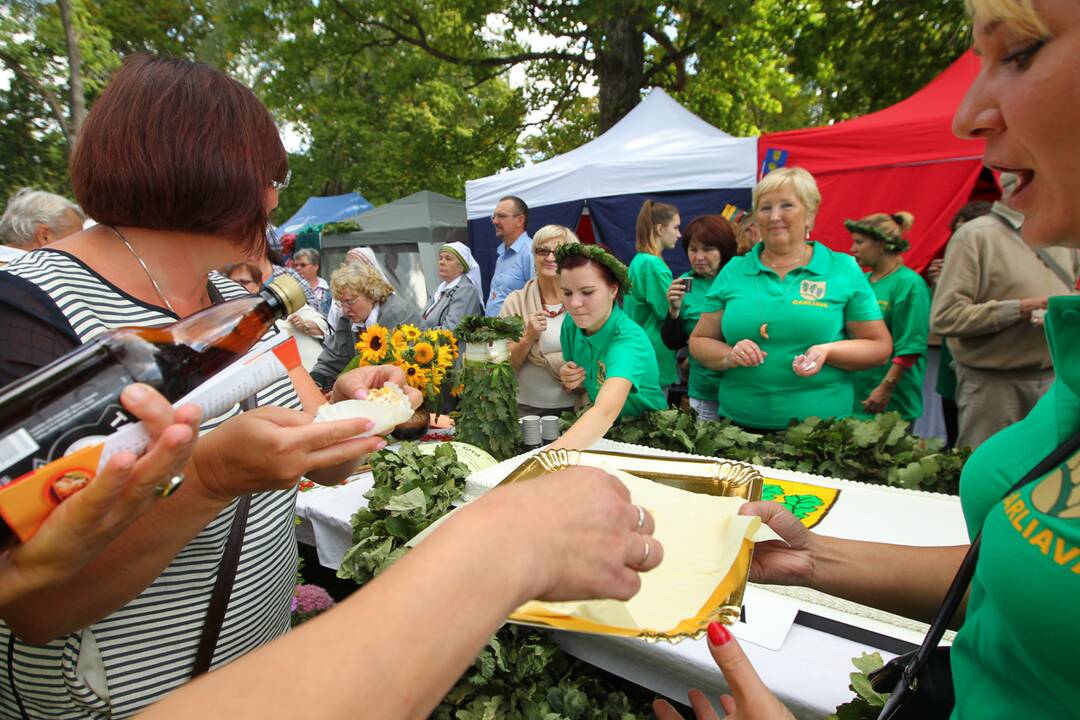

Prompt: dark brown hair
[
  {"left": 558, "top": 253, "right": 620, "bottom": 294},
  {"left": 635, "top": 199, "right": 678, "bottom": 254},
  {"left": 70, "top": 55, "right": 287, "bottom": 253},
  {"left": 681, "top": 215, "right": 738, "bottom": 269},
  {"left": 498, "top": 195, "right": 529, "bottom": 224}
]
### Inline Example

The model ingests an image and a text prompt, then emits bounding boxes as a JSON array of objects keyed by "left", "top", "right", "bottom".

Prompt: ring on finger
[
  {"left": 639, "top": 537, "right": 652, "bottom": 566},
  {"left": 154, "top": 473, "right": 185, "bottom": 498},
  {"left": 635, "top": 504, "right": 646, "bottom": 530}
]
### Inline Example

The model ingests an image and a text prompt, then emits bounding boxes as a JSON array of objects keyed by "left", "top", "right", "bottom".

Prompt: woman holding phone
[{"left": 661, "top": 215, "right": 739, "bottom": 420}]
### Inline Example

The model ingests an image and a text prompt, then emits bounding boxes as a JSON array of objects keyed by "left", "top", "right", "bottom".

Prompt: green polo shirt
[
  {"left": 624, "top": 253, "right": 678, "bottom": 387},
  {"left": 852, "top": 265, "right": 931, "bottom": 421},
  {"left": 702, "top": 242, "right": 881, "bottom": 429},
  {"left": 949, "top": 295, "right": 1080, "bottom": 719},
  {"left": 677, "top": 270, "right": 723, "bottom": 402},
  {"left": 560, "top": 304, "right": 667, "bottom": 420}
]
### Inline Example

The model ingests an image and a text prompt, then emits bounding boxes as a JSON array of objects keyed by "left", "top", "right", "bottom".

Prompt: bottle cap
[{"left": 265, "top": 275, "right": 308, "bottom": 315}]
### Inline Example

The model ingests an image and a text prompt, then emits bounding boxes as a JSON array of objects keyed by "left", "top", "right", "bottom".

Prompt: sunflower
[
  {"left": 413, "top": 341, "right": 435, "bottom": 365},
  {"left": 355, "top": 325, "right": 390, "bottom": 364},
  {"left": 436, "top": 345, "right": 455, "bottom": 369},
  {"left": 401, "top": 362, "right": 430, "bottom": 390},
  {"left": 400, "top": 324, "right": 422, "bottom": 342},
  {"left": 391, "top": 329, "right": 409, "bottom": 354},
  {"left": 450, "top": 383, "right": 464, "bottom": 398},
  {"left": 424, "top": 329, "right": 441, "bottom": 344}
]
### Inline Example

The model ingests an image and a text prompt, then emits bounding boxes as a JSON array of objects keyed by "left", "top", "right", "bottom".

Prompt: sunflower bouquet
[{"left": 348, "top": 323, "right": 459, "bottom": 412}]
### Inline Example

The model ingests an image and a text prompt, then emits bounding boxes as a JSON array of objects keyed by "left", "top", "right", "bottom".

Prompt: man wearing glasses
[{"left": 484, "top": 195, "right": 534, "bottom": 316}]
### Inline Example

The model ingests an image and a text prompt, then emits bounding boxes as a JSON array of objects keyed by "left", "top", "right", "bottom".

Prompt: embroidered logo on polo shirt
[
  {"left": 597, "top": 361, "right": 607, "bottom": 385},
  {"left": 1031, "top": 449, "right": 1080, "bottom": 519},
  {"left": 998, "top": 449, "right": 1080, "bottom": 574},
  {"left": 799, "top": 280, "right": 826, "bottom": 302},
  {"left": 792, "top": 279, "right": 829, "bottom": 308}
]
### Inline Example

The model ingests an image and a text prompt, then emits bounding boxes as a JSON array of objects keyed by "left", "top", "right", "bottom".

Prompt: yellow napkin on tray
[{"left": 511, "top": 464, "right": 781, "bottom": 636}]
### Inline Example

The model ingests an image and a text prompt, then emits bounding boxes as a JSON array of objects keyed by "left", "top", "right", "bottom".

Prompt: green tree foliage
[
  {"left": 787, "top": 0, "right": 971, "bottom": 124},
  {"left": 215, "top": 0, "right": 528, "bottom": 221},
  {"left": 0, "top": 0, "right": 219, "bottom": 206},
  {"left": 0, "top": 0, "right": 972, "bottom": 223}
]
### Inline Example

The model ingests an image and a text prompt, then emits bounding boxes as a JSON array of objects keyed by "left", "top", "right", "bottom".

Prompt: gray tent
[{"left": 321, "top": 190, "right": 467, "bottom": 311}]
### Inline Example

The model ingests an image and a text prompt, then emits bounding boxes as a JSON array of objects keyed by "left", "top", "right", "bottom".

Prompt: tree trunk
[
  {"left": 57, "top": 0, "right": 86, "bottom": 151},
  {"left": 593, "top": 15, "right": 647, "bottom": 132}
]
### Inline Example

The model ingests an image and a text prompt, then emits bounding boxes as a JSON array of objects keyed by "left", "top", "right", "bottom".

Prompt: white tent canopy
[{"left": 465, "top": 88, "right": 758, "bottom": 220}]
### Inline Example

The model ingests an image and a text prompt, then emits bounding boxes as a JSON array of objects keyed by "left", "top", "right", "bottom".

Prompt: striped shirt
[{"left": 0, "top": 249, "right": 300, "bottom": 718}]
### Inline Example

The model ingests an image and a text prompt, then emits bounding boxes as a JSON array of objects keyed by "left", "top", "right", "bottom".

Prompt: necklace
[
  {"left": 762, "top": 245, "right": 810, "bottom": 270},
  {"left": 111, "top": 225, "right": 177, "bottom": 314},
  {"left": 871, "top": 259, "right": 902, "bottom": 282},
  {"left": 538, "top": 282, "right": 564, "bottom": 316}
]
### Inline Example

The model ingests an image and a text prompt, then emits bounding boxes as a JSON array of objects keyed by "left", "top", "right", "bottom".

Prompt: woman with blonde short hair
[
  {"left": 310, "top": 262, "right": 420, "bottom": 391},
  {"left": 501, "top": 224, "right": 585, "bottom": 416},
  {"left": 689, "top": 166, "right": 892, "bottom": 430}
]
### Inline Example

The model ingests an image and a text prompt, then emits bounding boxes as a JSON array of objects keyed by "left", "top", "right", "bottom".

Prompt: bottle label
[{"left": 0, "top": 363, "right": 137, "bottom": 485}]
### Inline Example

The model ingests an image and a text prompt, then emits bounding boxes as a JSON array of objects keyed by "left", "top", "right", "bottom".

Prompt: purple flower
[{"left": 294, "top": 584, "right": 335, "bottom": 614}]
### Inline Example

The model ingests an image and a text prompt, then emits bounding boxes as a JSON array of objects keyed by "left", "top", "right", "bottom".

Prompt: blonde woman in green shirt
[
  {"left": 847, "top": 211, "right": 932, "bottom": 422},
  {"left": 624, "top": 199, "right": 681, "bottom": 389},
  {"left": 657, "top": 3, "right": 1080, "bottom": 719},
  {"left": 690, "top": 167, "right": 892, "bottom": 430}
]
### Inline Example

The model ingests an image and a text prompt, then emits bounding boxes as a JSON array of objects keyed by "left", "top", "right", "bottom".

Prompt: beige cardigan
[
  {"left": 931, "top": 203, "right": 1080, "bottom": 370},
  {"left": 500, "top": 278, "right": 585, "bottom": 405}
]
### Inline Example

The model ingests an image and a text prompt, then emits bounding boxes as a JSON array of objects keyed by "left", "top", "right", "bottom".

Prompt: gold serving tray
[
  {"left": 500, "top": 448, "right": 763, "bottom": 640},
  {"left": 502, "top": 448, "right": 762, "bottom": 501}
]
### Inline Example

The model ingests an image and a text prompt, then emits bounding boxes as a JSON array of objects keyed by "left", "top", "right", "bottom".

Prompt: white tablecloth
[{"left": 295, "top": 439, "right": 968, "bottom": 718}]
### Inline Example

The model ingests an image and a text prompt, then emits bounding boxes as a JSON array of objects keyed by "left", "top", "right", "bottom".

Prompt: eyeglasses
[
  {"left": 339, "top": 295, "right": 366, "bottom": 308},
  {"left": 272, "top": 169, "right": 292, "bottom": 190},
  {"left": 491, "top": 212, "right": 522, "bottom": 221},
  {"left": 534, "top": 247, "right": 556, "bottom": 258}
]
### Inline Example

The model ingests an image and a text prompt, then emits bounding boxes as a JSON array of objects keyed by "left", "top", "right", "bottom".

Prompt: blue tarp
[
  {"left": 278, "top": 193, "right": 374, "bottom": 235},
  {"left": 468, "top": 190, "right": 751, "bottom": 293},
  {"left": 587, "top": 189, "right": 752, "bottom": 277}
]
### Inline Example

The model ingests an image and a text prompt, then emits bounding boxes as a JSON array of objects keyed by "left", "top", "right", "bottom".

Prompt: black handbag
[{"left": 868, "top": 428, "right": 1080, "bottom": 719}]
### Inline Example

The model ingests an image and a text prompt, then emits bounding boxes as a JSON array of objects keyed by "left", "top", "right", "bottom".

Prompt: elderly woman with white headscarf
[{"left": 420, "top": 241, "right": 483, "bottom": 331}]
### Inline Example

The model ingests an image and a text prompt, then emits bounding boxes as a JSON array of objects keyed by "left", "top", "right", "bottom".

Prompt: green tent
[{"left": 321, "top": 190, "right": 467, "bottom": 311}]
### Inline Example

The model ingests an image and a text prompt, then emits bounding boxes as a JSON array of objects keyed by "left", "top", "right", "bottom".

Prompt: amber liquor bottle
[{"left": 0, "top": 275, "right": 307, "bottom": 490}]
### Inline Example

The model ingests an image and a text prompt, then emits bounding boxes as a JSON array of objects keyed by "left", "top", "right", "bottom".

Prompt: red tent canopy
[{"left": 758, "top": 52, "right": 987, "bottom": 272}]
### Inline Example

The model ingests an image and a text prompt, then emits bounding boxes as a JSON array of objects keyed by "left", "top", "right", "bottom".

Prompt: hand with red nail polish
[{"left": 652, "top": 621, "right": 794, "bottom": 720}]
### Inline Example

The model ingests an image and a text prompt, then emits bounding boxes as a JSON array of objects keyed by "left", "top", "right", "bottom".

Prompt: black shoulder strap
[
  {"left": 896, "top": 427, "right": 1080, "bottom": 693},
  {"left": 191, "top": 279, "right": 255, "bottom": 678},
  {"left": 191, "top": 493, "right": 251, "bottom": 677}
]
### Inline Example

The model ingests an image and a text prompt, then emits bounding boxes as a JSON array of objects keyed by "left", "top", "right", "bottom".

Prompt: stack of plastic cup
[
  {"left": 541, "top": 415, "right": 560, "bottom": 443},
  {"left": 521, "top": 415, "right": 542, "bottom": 449}
]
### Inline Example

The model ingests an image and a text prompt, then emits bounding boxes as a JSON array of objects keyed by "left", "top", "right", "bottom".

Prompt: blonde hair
[
  {"left": 965, "top": 0, "right": 1048, "bottom": 39},
  {"left": 753, "top": 166, "right": 822, "bottom": 216},
  {"left": 331, "top": 261, "right": 394, "bottom": 303},
  {"left": 635, "top": 199, "right": 678, "bottom": 254},
  {"left": 533, "top": 224, "right": 579, "bottom": 252}
]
